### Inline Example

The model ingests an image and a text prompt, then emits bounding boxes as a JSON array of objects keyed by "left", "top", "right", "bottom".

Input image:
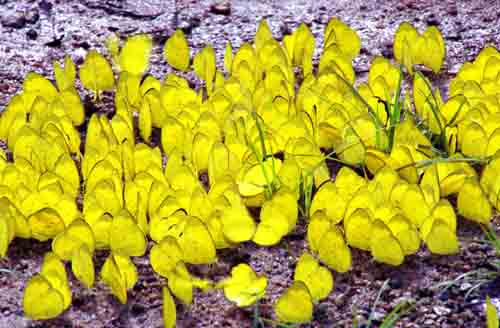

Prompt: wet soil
[{"left": 1, "top": 0, "right": 500, "bottom": 327}]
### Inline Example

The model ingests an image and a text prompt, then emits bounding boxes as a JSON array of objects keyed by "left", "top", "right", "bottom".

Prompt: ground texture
[{"left": 1, "top": 0, "right": 500, "bottom": 327}]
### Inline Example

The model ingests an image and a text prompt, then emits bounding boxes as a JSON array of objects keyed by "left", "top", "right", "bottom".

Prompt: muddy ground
[{"left": 1, "top": 0, "right": 500, "bottom": 327}]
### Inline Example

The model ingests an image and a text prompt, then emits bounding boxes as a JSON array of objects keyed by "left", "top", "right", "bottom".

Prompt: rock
[
  {"left": 314, "top": 304, "right": 330, "bottom": 323},
  {"left": 371, "top": 311, "right": 385, "bottom": 321},
  {"left": 178, "top": 16, "right": 201, "bottom": 35},
  {"left": 381, "top": 41, "right": 393, "bottom": 59},
  {"left": 433, "top": 306, "right": 451, "bottom": 316},
  {"left": 26, "top": 29, "right": 38, "bottom": 40},
  {"left": 482, "top": 15, "right": 495, "bottom": 23},
  {"left": 460, "top": 282, "right": 473, "bottom": 291},
  {"left": 130, "top": 303, "right": 146, "bottom": 316},
  {"left": 74, "top": 48, "right": 87, "bottom": 65},
  {"left": 482, "top": 277, "right": 500, "bottom": 297},
  {"left": 448, "top": 6, "right": 458, "bottom": 16},
  {"left": 45, "top": 36, "right": 63, "bottom": 48},
  {"left": 406, "top": 1, "right": 417, "bottom": 10},
  {"left": 75, "top": 41, "right": 91, "bottom": 50},
  {"left": 279, "top": 22, "right": 292, "bottom": 38},
  {"left": 1, "top": 11, "right": 27, "bottom": 29},
  {"left": 72, "top": 297, "right": 85, "bottom": 308},
  {"left": 426, "top": 13, "right": 440, "bottom": 26},
  {"left": 447, "top": 34, "right": 461, "bottom": 41},
  {"left": 417, "top": 287, "right": 434, "bottom": 298},
  {"left": 424, "top": 319, "right": 435, "bottom": 325},
  {"left": 389, "top": 275, "right": 403, "bottom": 289},
  {"left": 25, "top": 8, "right": 40, "bottom": 24},
  {"left": 438, "top": 290, "right": 450, "bottom": 301},
  {"left": 445, "top": 301, "right": 460, "bottom": 311},
  {"left": 39, "top": 0, "right": 53, "bottom": 16},
  {"left": 313, "top": 13, "right": 329, "bottom": 24},
  {"left": 396, "top": 3, "right": 406, "bottom": 11},
  {"left": 210, "top": 1, "right": 231, "bottom": 16},
  {"left": 0, "top": 82, "right": 10, "bottom": 93}
]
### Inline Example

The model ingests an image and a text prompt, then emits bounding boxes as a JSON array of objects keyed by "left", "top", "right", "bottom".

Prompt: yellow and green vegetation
[{"left": 0, "top": 17, "right": 499, "bottom": 326}]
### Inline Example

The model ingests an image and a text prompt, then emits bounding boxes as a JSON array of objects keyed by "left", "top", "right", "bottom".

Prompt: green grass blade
[
  {"left": 367, "top": 279, "right": 390, "bottom": 327},
  {"left": 395, "top": 156, "right": 487, "bottom": 172},
  {"left": 481, "top": 224, "right": 500, "bottom": 255},
  {"left": 379, "top": 300, "right": 415, "bottom": 328},
  {"left": 247, "top": 112, "right": 278, "bottom": 199},
  {"left": 252, "top": 111, "right": 268, "bottom": 160},
  {"left": 414, "top": 71, "right": 448, "bottom": 150},
  {"left": 307, "top": 70, "right": 386, "bottom": 151},
  {"left": 388, "top": 66, "right": 404, "bottom": 151}
]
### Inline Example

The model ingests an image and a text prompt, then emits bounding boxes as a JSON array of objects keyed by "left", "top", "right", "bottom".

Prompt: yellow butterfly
[
  {"left": 481, "top": 156, "right": 500, "bottom": 210},
  {"left": 486, "top": 295, "right": 499, "bottom": 328},
  {"left": 218, "top": 263, "right": 267, "bottom": 307},
  {"left": 394, "top": 22, "right": 445, "bottom": 74},
  {"left": 150, "top": 236, "right": 183, "bottom": 278},
  {"left": 421, "top": 199, "right": 458, "bottom": 255},
  {"left": 307, "top": 211, "right": 352, "bottom": 272},
  {"left": 164, "top": 29, "right": 190, "bottom": 71},
  {"left": 237, "top": 157, "right": 282, "bottom": 198},
  {"left": 413, "top": 72, "right": 444, "bottom": 135},
  {"left": 0, "top": 198, "right": 16, "bottom": 257},
  {"left": 220, "top": 191, "right": 256, "bottom": 243},
  {"left": 293, "top": 253, "right": 333, "bottom": 302},
  {"left": 253, "top": 189, "right": 297, "bottom": 246},
  {"left": 166, "top": 262, "right": 211, "bottom": 305},
  {"left": 109, "top": 209, "right": 147, "bottom": 257},
  {"left": 457, "top": 177, "right": 492, "bottom": 224},
  {"left": 324, "top": 17, "right": 361, "bottom": 61},
  {"left": 101, "top": 253, "right": 138, "bottom": 304},
  {"left": 275, "top": 281, "right": 313, "bottom": 324},
  {"left": 24, "top": 252, "right": 71, "bottom": 319},
  {"left": 54, "top": 55, "right": 76, "bottom": 92},
  {"left": 193, "top": 46, "right": 216, "bottom": 95},
  {"left": 163, "top": 287, "right": 177, "bottom": 328},
  {"left": 370, "top": 219, "right": 405, "bottom": 266},
  {"left": 52, "top": 219, "right": 95, "bottom": 261},
  {"left": 119, "top": 34, "right": 152, "bottom": 75},
  {"left": 71, "top": 244, "right": 95, "bottom": 288},
  {"left": 79, "top": 50, "right": 114, "bottom": 99}
]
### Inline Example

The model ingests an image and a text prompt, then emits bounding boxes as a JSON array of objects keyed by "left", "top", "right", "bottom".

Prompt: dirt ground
[{"left": 1, "top": 0, "right": 500, "bottom": 327}]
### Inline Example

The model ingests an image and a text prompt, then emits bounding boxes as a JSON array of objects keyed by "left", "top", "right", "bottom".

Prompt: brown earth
[{"left": 1, "top": 0, "right": 500, "bottom": 327}]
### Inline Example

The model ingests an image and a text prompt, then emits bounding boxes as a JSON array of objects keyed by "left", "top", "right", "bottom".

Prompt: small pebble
[
  {"left": 380, "top": 41, "right": 393, "bottom": 59},
  {"left": 448, "top": 6, "right": 458, "bottom": 16},
  {"left": 447, "top": 34, "right": 461, "bottom": 41},
  {"left": 45, "top": 37, "right": 62, "bottom": 48},
  {"left": 210, "top": 1, "right": 231, "bottom": 16},
  {"left": 438, "top": 290, "right": 450, "bottom": 302},
  {"left": 1, "top": 11, "right": 26, "bottom": 29},
  {"left": 433, "top": 306, "right": 451, "bottom": 316},
  {"left": 74, "top": 41, "right": 91, "bottom": 50},
  {"left": 178, "top": 16, "right": 201, "bottom": 35},
  {"left": 39, "top": 0, "right": 53, "bottom": 15},
  {"left": 26, "top": 29, "right": 38, "bottom": 40},
  {"left": 24, "top": 8, "right": 40, "bottom": 24},
  {"left": 417, "top": 287, "right": 434, "bottom": 298},
  {"left": 426, "top": 13, "right": 440, "bottom": 26},
  {"left": 130, "top": 303, "right": 146, "bottom": 316},
  {"left": 460, "top": 282, "right": 473, "bottom": 291},
  {"left": 388, "top": 276, "right": 403, "bottom": 289}
]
